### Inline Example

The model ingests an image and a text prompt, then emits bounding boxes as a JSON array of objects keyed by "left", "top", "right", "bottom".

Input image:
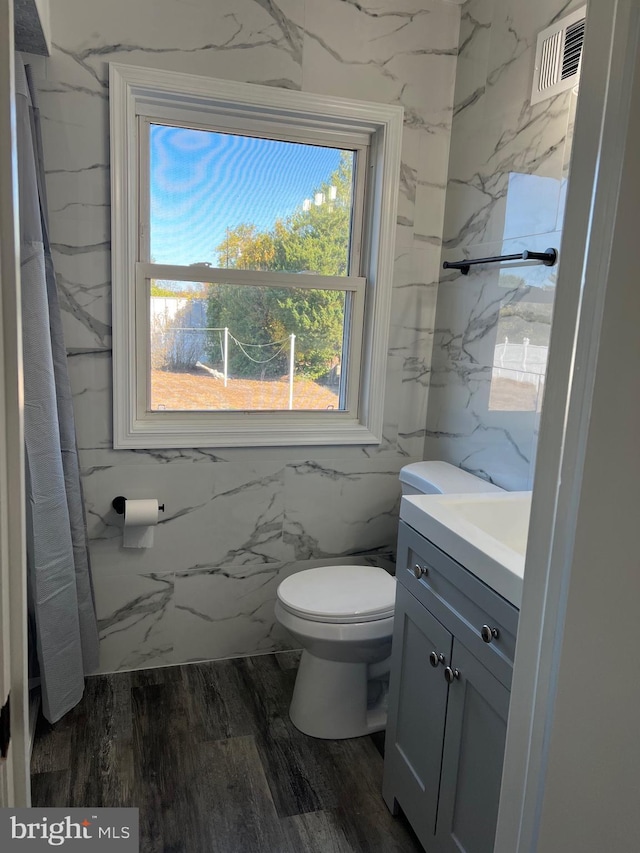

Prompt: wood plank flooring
[{"left": 31, "top": 652, "right": 423, "bottom": 853}]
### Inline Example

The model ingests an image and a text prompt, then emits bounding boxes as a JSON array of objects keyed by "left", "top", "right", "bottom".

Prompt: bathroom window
[{"left": 110, "top": 64, "right": 403, "bottom": 449}]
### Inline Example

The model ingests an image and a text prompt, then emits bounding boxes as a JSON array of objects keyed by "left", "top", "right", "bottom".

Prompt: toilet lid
[{"left": 277, "top": 565, "right": 397, "bottom": 623}]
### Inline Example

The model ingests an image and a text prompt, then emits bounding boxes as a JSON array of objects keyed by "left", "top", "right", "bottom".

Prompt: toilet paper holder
[{"left": 112, "top": 496, "right": 165, "bottom": 515}]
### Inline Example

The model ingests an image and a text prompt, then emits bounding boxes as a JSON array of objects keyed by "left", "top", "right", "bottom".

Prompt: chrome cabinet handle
[
  {"left": 429, "top": 652, "right": 445, "bottom": 668},
  {"left": 413, "top": 563, "right": 428, "bottom": 579},
  {"left": 444, "top": 666, "right": 460, "bottom": 684},
  {"left": 481, "top": 625, "right": 500, "bottom": 643}
]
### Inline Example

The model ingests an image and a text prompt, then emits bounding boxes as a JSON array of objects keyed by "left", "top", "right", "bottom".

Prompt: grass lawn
[{"left": 151, "top": 368, "right": 340, "bottom": 411}]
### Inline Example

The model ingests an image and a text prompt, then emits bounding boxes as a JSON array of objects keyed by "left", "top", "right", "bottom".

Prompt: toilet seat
[{"left": 277, "top": 565, "right": 396, "bottom": 624}]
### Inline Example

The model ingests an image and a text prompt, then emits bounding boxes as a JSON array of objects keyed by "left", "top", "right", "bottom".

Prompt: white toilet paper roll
[{"left": 122, "top": 499, "right": 159, "bottom": 548}]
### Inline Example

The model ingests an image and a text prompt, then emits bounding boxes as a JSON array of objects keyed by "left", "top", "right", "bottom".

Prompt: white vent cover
[{"left": 531, "top": 6, "right": 586, "bottom": 105}]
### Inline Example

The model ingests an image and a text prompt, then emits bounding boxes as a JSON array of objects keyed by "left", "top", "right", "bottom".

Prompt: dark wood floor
[{"left": 31, "top": 652, "right": 423, "bottom": 853}]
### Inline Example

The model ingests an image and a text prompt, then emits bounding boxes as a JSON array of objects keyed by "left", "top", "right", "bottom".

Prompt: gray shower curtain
[{"left": 15, "top": 56, "right": 99, "bottom": 723}]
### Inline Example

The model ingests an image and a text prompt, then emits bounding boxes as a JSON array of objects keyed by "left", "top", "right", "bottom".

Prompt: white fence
[
  {"left": 150, "top": 296, "right": 195, "bottom": 323},
  {"left": 150, "top": 297, "right": 297, "bottom": 409},
  {"left": 493, "top": 337, "right": 548, "bottom": 391}
]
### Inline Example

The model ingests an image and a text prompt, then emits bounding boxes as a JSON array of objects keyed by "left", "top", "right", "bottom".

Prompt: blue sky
[{"left": 150, "top": 124, "right": 347, "bottom": 267}]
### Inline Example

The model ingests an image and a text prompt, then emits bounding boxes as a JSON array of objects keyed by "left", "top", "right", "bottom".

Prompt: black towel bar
[{"left": 443, "top": 247, "right": 558, "bottom": 276}]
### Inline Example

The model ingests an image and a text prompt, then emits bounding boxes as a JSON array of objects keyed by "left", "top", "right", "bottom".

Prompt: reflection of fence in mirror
[
  {"left": 490, "top": 337, "right": 547, "bottom": 412},
  {"left": 488, "top": 298, "right": 552, "bottom": 413},
  {"left": 148, "top": 296, "right": 344, "bottom": 413}
]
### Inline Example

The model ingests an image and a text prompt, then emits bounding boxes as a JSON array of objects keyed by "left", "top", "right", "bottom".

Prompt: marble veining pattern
[
  {"left": 172, "top": 552, "right": 395, "bottom": 668},
  {"left": 94, "top": 572, "right": 175, "bottom": 672},
  {"left": 83, "top": 454, "right": 409, "bottom": 672},
  {"left": 31, "top": 0, "right": 461, "bottom": 671},
  {"left": 283, "top": 458, "right": 410, "bottom": 561},
  {"left": 426, "top": 0, "right": 582, "bottom": 490}
]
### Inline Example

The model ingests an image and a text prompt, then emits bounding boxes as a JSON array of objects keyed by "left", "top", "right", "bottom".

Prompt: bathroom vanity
[{"left": 383, "top": 518, "right": 520, "bottom": 853}]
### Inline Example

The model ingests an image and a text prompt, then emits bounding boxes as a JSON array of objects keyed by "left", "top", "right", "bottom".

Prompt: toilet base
[{"left": 289, "top": 650, "right": 388, "bottom": 739}]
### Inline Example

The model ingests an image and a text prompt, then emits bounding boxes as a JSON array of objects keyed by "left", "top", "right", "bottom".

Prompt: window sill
[{"left": 114, "top": 414, "right": 382, "bottom": 449}]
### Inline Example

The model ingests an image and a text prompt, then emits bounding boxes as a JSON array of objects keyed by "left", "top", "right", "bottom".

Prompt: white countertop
[{"left": 400, "top": 492, "right": 532, "bottom": 608}]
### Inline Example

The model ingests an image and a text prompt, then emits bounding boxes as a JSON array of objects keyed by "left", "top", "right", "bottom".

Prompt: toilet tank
[{"left": 398, "top": 461, "right": 503, "bottom": 496}]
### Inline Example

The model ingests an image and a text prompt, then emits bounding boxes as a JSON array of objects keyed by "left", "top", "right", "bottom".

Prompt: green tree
[{"left": 206, "top": 153, "right": 353, "bottom": 378}]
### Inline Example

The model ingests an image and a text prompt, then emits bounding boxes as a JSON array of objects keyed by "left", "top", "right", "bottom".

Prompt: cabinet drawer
[{"left": 396, "top": 521, "right": 519, "bottom": 689}]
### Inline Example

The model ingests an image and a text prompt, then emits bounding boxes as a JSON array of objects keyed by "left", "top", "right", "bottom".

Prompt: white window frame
[{"left": 110, "top": 63, "right": 403, "bottom": 449}]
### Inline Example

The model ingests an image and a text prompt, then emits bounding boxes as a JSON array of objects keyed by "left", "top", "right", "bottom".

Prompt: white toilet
[{"left": 275, "top": 461, "right": 503, "bottom": 740}]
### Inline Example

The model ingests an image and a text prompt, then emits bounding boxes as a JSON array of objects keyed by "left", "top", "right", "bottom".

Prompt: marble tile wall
[
  {"left": 28, "top": 0, "right": 461, "bottom": 671},
  {"left": 425, "top": 0, "right": 582, "bottom": 489}
]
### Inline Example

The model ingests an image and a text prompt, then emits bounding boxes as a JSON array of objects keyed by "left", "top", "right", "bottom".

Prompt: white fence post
[
  {"left": 522, "top": 336, "right": 530, "bottom": 375},
  {"left": 289, "top": 334, "right": 296, "bottom": 410},
  {"left": 223, "top": 327, "right": 229, "bottom": 388}
]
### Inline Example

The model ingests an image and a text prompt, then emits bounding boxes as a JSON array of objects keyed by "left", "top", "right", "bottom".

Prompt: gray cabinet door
[
  {"left": 434, "top": 640, "right": 510, "bottom": 853},
  {"left": 383, "top": 583, "right": 452, "bottom": 843}
]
